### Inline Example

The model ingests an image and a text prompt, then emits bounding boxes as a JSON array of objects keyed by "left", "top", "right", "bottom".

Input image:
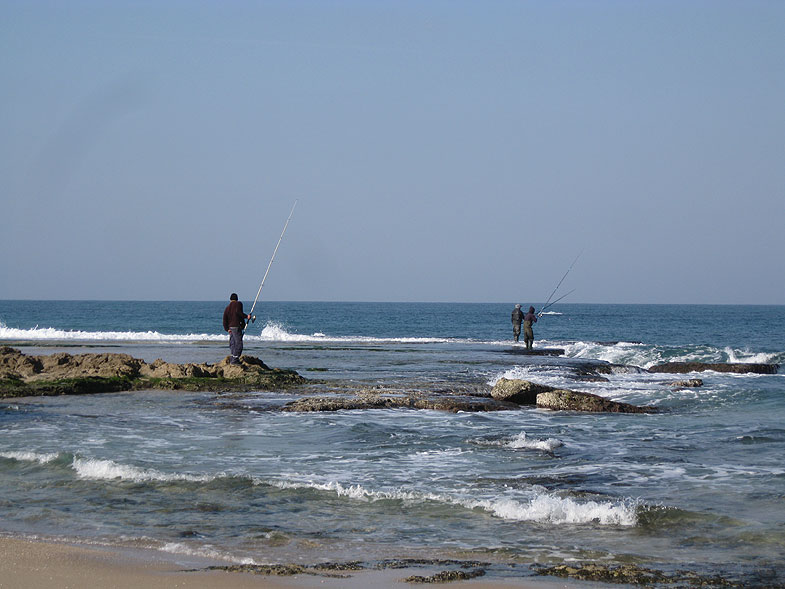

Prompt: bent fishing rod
[
  {"left": 538, "top": 251, "right": 582, "bottom": 317},
  {"left": 247, "top": 200, "right": 298, "bottom": 325}
]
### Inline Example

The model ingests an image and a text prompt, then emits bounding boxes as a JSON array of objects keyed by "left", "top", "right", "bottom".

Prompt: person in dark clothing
[
  {"left": 223, "top": 293, "right": 251, "bottom": 364},
  {"left": 511, "top": 303, "right": 524, "bottom": 342},
  {"left": 523, "top": 305, "right": 538, "bottom": 349}
]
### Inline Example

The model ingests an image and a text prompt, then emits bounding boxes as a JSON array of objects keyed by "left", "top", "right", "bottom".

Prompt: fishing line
[
  {"left": 538, "top": 251, "right": 581, "bottom": 316},
  {"left": 248, "top": 200, "right": 298, "bottom": 325},
  {"left": 539, "top": 288, "right": 576, "bottom": 315}
]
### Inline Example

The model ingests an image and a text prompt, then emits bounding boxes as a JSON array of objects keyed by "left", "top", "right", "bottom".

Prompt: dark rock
[
  {"left": 671, "top": 378, "right": 704, "bottom": 388},
  {"left": 534, "top": 563, "right": 669, "bottom": 584},
  {"left": 533, "top": 562, "right": 745, "bottom": 586},
  {"left": 571, "top": 367, "right": 611, "bottom": 382},
  {"left": 403, "top": 569, "right": 486, "bottom": 583},
  {"left": 282, "top": 392, "right": 512, "bottom": 413},
  {"left": 649, "top": 362, "right": 779, "bottom": 374},
  {"left": 502, "top": 348, "right": 564, "bottom": 356},
  {"left": 208, "top": 564, "right": 308, "bottom": 576},
  {"left": 536, "top": 389, "right": 656, "bottom": 413}
]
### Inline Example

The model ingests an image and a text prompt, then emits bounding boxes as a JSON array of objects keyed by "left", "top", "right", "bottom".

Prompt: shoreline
[{"left": 0, "top": 536, "right": 577, "bottom": 589}]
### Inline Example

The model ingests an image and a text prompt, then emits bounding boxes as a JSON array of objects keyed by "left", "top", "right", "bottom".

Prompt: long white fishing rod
[
  {"left": 538, "top": 251, "right": 582, "bottom": 317},
  {"left": 248, "top": 200, "right": 298, "bottom": 324}
]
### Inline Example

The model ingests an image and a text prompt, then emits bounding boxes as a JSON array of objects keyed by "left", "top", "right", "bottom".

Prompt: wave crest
[{"left": 271, "top": 477, "right": 637, "bottom": 526}]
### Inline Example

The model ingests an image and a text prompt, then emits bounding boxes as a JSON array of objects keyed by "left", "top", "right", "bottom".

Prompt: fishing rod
[
  {"left": 247, "top": 200, "right": 298, "bottom": 325},
  {"left": 538, "top": 251, "right": 581, "bottom": 317},
  {"left": 538, "top": 288, "right": 576, "bottom": 315}
]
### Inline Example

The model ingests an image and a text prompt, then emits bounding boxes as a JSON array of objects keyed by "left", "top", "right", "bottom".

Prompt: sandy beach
[{"left": 0, "top": 537, "right": 575, "bottom": 589}]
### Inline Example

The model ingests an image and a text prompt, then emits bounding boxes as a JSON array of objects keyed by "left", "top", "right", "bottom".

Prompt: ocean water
[{"left": 1, "top": 301, "right": 784, "bottom": 584}]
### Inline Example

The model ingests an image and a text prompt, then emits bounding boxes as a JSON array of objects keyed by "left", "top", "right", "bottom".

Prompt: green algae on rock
[{"left": 0, "top": 346, "right": 304, "bottom": 397}]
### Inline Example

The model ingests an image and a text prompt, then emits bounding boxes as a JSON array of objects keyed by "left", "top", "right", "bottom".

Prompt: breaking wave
[
  {"left": 1, "top": 451, "right": 639, "bottom": 527},
  {"left": 558, "top": 340, "right": 782, "bottom": 369},
  {"left": 0, "top": 322, "right": 225, "bottom": 343},
  {"left": 269, "top": 478, "right": 637, "bottom": 526},
  {"left": 0, "top": 450, "right": 60, "bottom": 464},
  {"left": 71, "top": 457, "right": 214, "bottom": 483},
  {"left": 0, "top": 321, "right": 452, "bottom": 345},
  {"left": 474, "top": 432, "right": 563, "bottom": 453}
]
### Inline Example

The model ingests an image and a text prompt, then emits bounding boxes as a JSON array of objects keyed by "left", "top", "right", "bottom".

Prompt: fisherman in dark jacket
[
  {"left": 511, "top": 304, "right": 524, "bottom": 342},
  {"left": 523, "top": 305, "right": 538, "bottom": 349},
  {"left": 223, "top": 293, "right": 251, "bottom": 364}
]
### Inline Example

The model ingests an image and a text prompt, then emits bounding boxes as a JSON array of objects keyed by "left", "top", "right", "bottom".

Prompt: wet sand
[{"left": 0, "top": 537, "right": 577, "bottom": 589}]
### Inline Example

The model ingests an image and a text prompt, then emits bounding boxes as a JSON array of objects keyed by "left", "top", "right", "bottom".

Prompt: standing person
[
  {"left": 523, "top": 305, "right": 538, "bottom": 350},
  {"left": 511, "top": 304, "right": 524, "bottom": 343},
  {"left": 223, "top": 293, "right": 251, "bottom": 364}
]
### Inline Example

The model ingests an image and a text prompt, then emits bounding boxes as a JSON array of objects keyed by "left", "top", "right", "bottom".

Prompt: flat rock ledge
[
  {"left": 491, "top": 378, "right": 655, "bottom": 413},
  {"left": 282, "top": 390, "right": 514, "bottom": 413},
  {"left": 0, "top": 346, "right": 304, "bottom": 397},
  {"left": 649, "top": 361, "right": 779, "bottom": 374},
  {"left": 533, "top": 562, "right": 746, "bottom": 587}
]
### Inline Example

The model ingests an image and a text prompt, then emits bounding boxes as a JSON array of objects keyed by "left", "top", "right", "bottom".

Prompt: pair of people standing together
[{"left": 511, "top": 304, "right": 537, "bottom": 348}]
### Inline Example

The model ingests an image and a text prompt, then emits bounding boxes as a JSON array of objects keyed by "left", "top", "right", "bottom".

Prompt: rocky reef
[
  {"left": 205, "top": 558, "right": 754, "bottom": 586},
  {"left": 532, "top": 562, "right": 751, "bottom": 586},
  {"left": 2, "top": 346, "right": 660, "bottom": 414},
  {"left": 0, "top": 346, "right": 304, "bottom": 397},
  {"left": 649, "top": 361, "right": 779, "bottom": 374},
  {"left": 282, "top": 389, "right": 514, "bottom": 413},
  {"left": 491, "top": 377, "right": 656, "bottom": 413}
]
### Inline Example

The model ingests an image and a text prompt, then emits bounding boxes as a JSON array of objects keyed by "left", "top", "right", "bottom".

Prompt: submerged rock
[
  {"left": 502, "top": 348, "right": 565, "bottom": 356},
  {"left": 282, "top": 391, "right": 512, "bottom": 413},
  {"left": 649, "top": 362, "right": 779, "bottom": 374},
  {"left": 671, "top": 378, "right": 704, "bottom": 388}
]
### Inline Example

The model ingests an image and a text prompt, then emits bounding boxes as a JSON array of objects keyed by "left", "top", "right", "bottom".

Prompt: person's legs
[{"left": 229, "top": 328, "right": 244, "bottom": 363}]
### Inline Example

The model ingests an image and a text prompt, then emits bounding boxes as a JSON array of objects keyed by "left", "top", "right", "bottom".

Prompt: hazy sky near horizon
[{"left": 1, "top": 1, "right": 783, "bottom": 304}]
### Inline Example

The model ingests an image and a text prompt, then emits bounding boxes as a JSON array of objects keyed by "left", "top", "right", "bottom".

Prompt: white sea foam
[
  {"left": 71, "top": 457, "right": 212, "bottom": 483},
  {"left": 465, "top": 494, "right": 638, "bottom": 526},
  {"left": 252, "top": 323, "right": 454, "bottom": 344},
  {"left": 0, "top": 450, "right": 59, "bottom": 464},
  {"left": 473, "top": 432, "right": 563, "bottom": 452},
  {"left": 488, "top": 366, "right": 566, "bottom": 388},
  {"left": 269, "top": 477, "right": 637, "bottom": 526},
  {"left": 724, "top": 347, "right": 781, "bottom": 365},
  {"left": 0, "top": 322, "right": 225, "bottom": 343},
  {"left": 561, "top": 340, "right": 654, "bottom": 368},
  {"left": 559, "top": 340, "right": 782, "bottom": 369},
  {"left": 0, "top": 321, "right": 453, "bottom": 345},
  {"left": 506, "top": 432, "right": 563, "bottom": 452},
  {"left": 160, "top": 542, "right": 257, "bottom": 565},
  {"left": 268, "top": 479, "right": 425, "bottom": 502}
]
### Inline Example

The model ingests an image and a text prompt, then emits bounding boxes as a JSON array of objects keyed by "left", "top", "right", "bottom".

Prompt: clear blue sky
[{"left": 1, "top": 0, "right": 783, "bottom": 304}]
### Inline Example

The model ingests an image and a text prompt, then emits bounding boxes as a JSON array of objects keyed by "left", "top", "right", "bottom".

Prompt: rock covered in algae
[
  {"left": 536, "top": 389, "right": 656, "bottom": 413},
  {"left": 0, "top": 347, "right": 304, "bottom": 397},
  {"left": 490, "top": 377, "right": 656, "bottom": 413}
]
